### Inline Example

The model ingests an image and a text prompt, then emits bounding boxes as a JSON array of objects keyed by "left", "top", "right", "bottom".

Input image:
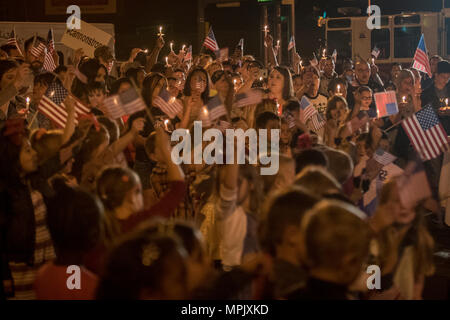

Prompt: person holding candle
[
  {"left": 319, "top": 56, "right": 338, "bottom": 98},
  {"left": 296, "top": 65, "right": 328, "bottom": 119},
  {"left": 327, "top": 78, "right": 348, "bottom": 100},
  {"left": 421, "top": 60, "right": 450, "bottom": 134}
]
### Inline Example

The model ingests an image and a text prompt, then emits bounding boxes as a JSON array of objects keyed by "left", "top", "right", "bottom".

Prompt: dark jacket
[
  {"left": 421, "top": 83, "right": 450, "bottom": 134},
  {"left": 0, "top": 155, "right": 62, "bottom": 267}
]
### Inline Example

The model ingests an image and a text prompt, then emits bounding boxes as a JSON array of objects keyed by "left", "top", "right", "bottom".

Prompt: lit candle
[
  {"left": 264, "top": 25, "right": 268, "bottom": 37},
  {"left": 259, "top": 77, "right": 263, "bottom": 82},
  {"left": 144, "top": 49, "right": 148, "bottom": 54},
  {"left": 276, "top": 40, "right": 280, "bottom": 50},
  {"left": 26, "top": 97, "right": 30, "bottom": 108},
  {"left": 233, "top": 79, "right": 237, "bottom": 86},
  {"left": 336, "top": 84, "right": 341, "bottom": 94},
  {"left": 182, "top": 44, "right": 186, "bottom": 52},
  {"left": 164, "top": 119, "right": 169, "bottom": 131},
  {"left": 170, "top": 42, "right": 174, "bottom": 52},
  {"left": 402, "top": 96, "right": 407, "bottom": 103},
  {"left": 50, "top": 91, "right": 55, "bottom": 97},
  {"left": 446, "top": 98, "right": 449, "bottom": 107},
  {"left": 299, "top": 60, "right": 303, "bottom": 67},
  {"left": 157, "top": 26, "right": 164, "bottom": 37},
  {"left": 165, "top": 56, "right": 169, "bottom": 66},
  {"left": 203, "top": 106, "right": 209, "bottom": 117},
  {"left": 322, "top": 48, "right": 326, "bottom": 57}
]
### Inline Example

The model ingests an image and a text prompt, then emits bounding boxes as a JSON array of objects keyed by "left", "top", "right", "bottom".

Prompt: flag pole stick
[
  {"left": 27, "top": 110, "right": 39, "bottom": 129},
  {"left": 129, "top": 77, "right": 155, "bottom": 125}
]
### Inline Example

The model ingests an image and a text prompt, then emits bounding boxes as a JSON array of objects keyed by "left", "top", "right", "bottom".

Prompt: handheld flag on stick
[
  {"left": 374, "top": 91, "right": 399, "bottom": 118},
  {"left": 205, "top": 95, "right": 227, "bottom": 121},
  {"left": 371, "top": 46, "right": 380, "bottom": 59},
  {"left": 102, "top": 87, "right": 147, "bottom": 119},
  {"left": 288, "top": 36, "right": 295, "bottom": 51},
  {"left": 153, "top": 87, "right": 184, "bottom": 119},
  {"left": 299, "top": 96, "right": 317, "bottom": 123},
  {"left": 373, "top": 148, "right": 397, "bottom": 166},
  {"left": 401, "top": 105, "right": 449, "bottom": 161},
  {"left": 412, "top": 34, "right": 432, "bottom": 78},
  {"left": 234, "top": 89, "right": 263, "bottom": 108},
  {"left": 203, "top": 27, "right": 219, "bottom": 52},
  {"left": 43, "top": 29, "right": 57, "bottom": 72},
  {"left": 6, "top": 28, "right": 23, "bottom": 56},
  {"left": 38, "top": 79, "right": 89, "bottom": 128}
]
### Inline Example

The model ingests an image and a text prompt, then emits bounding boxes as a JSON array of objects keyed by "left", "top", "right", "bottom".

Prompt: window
[
  {"left": 446, "top": 18, "right": 450, "bottom": 56},
  {"left": 371, "top": 29, "right": 390, "bottom": 59},
  {"left": 327, "top": 30, "right": 352, "bottom": 59},
  {"left": 327, "top": 19, "right": 351, "bottom": 29},
  {"left": 394, "top": 27, "right": 421, "bottom": 58},
  {"left": 394, "top": 15, "right": 420, "bottom": 25}
]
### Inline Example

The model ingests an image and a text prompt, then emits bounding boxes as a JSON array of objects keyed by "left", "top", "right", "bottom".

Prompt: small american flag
[
  {"left": 184, "top": 45, "right": 192, "bottom": 62},
  {"left": 203, "top": 27, "right": 219, "bottom": 52},
  {"left": 412, "top": 34, "right": 432, "bottom": 78},
  {"left": 288, "top": 36, "right": 295, "bottom": 51},
  {"left": 284, "top": 113, "right": 296, "bottom": 129},
  {"left": 102, "top": 87, "right": 147, "bottom": 119},
  {"left": 397, "top": 158, "right": 432, "bottom": 209},
  {"left": 371, "top": 46, "right": 380, "bottom": 59},
  {"left": 373, "top": 148, "right": 397, "bottom": 166},
  {"left": 234, "top": 89, "right": 263, "bottom": 108},
  {"left": 6, "top": 28, "right": 22, "bottom": 55},
  {"left": 206, "top": 95, "right": 227, "bottom": 121},
  {"left": 30, "top": 36, "right": 46, "bottom": 58},
  {"left": 347, "top": 112, "right": 369, "bottom": 134},
  {"left": 310, "top": 113, "right": 326, "bottom": 132},
  {"left": 216, "top": 120, "right": 232, "bottom": 132},
  {"left": 43, "top": 29, "right": 57, "bottom": 72},
  {"left": 38, "top": 80, "right": 89, "bottom": 128},
  {"left": 374, "top": 91, "right": 399, "bottom": 118},
  {"left": 299, "top": 96, "right": 317, "bottom": 123},
  {"left": 153, "top": 87, "right": 183, "bottom": 119},
  {"left": 401, "top": 106, "right": 449, "bottom": 161}
]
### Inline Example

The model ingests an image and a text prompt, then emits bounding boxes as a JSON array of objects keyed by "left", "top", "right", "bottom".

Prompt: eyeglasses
[{"left": 361, "top": 96, "right": 372, "bottom": 101}]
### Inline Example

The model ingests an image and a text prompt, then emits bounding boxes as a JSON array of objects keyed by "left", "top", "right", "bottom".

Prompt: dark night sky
[{"left": 0, "top": 0, "right": 447, "bottom": 60}]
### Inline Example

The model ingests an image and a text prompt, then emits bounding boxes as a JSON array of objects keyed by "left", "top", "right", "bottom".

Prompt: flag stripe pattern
[
  {"left": 37, "top": 80, "right": 88, "bottom": 128},
  {"left": 43, "top": 29, "right": 57, "bottom": 72},
  {"left": 31, "top": 42, "right": 46, "bottom": 58},
  {"left": 299, "top": 96, "right": 317, "bottom": 123},
  {"left": 373, "top": 148, "right": 397, "bottom": 166},
  {"left": 288, "top": 36, "right": 295, "bottom": 51},
  {"left": 234, "top": 89, "right": 263, "bottom": 108},
  {"left": 206, "top": 95, "right": 227, "bottom": 120},
  {"left": 401, "top": 106, "right": 449, "bottom": 161},
  {"left": 103, "top": 88, "right": 147, "bottom": 119},
  {"left": 153, "top": 87, "right": 183, "bottom": 119},
  {"left": 203, "top": 27, "right": 219, "bottom": 52},
  {"left": 412, "top": 34, "right": 432, "bottom": 78}
]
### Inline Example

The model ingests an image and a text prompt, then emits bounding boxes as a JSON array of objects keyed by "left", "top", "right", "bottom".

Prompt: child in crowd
[
  {"left": 86, "top": 81, "right": 107, "bottom": 116},
  {"left": 34, "top": 178, "right": 102, "bottom": 299}
]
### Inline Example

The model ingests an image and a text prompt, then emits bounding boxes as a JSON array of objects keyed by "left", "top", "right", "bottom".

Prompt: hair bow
[
  {"left": 3, "top": 118, "right": 26, "bottom": 146},
  {"left": 297, "top": 133, "right": 312, "bottom": 150}
]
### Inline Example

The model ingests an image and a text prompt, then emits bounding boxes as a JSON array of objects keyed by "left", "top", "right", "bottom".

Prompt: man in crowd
[{"left": 319, "top": 56, "right": 338, "bottom": 97}]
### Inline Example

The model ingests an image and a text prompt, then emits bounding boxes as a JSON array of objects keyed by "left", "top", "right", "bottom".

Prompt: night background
[{"left": 0, "top": 0, "right": 449, "bottom": 61}]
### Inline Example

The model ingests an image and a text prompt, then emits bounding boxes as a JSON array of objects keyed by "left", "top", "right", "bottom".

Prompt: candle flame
[
  {"left": 26, "top": 97, "right": 30, "bottom": 104},
  {"left": 446, "top": 98, "right": 449, "bottom": 106},
  {"left": 402, "top": 96, "right": 407, "bottom": 103},
  {"left": 203, "top": 107, "right": 208, "bottom": 115}
]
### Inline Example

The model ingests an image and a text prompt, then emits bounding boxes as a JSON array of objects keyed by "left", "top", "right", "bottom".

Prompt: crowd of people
[{"left": 0, "top": 29, "right": 449, "bottom": 300}]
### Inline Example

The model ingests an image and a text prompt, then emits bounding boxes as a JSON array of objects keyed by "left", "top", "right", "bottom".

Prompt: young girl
[
  {"left": 34, "top": 178, "right": 102, "bottom": 299},
  {"left": 369, "top": 179, "right": 435, "bottom": 299},
  {"left": 86, "top": 81, "right": 107, "bottom": 116},
  {"left": 0, "top": 118, "right": 83, "bottom": 299},
  {"left": 72, "top": 116, "right": 144, "bottom": 192},
  {"left": 84, "top": 127, "right": 186, "bottom": 274},
  {"left": 96, "top": 223, "right": 190, "bottom": 299}
]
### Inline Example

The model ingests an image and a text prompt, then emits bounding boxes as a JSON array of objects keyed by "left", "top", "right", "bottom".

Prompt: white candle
[
  {"left": 445, "top": 98, "right": 449, "bottom": 107},
  {"left": 233, "top": 79, "right": 237, "bottom": 85},
  {"left": 323, "top": 48, "right": 326, "bottom": 57},
  {"left": 182, "top": 44, "right": 186, "bottom": 52},
  {"left": 164, "top": 119, "right": 169, "bottom": 131},
  {"left": 165, "top": 56, "right": 169, "bottom": 66},
  {"left": 402, "top": 96, "right": 407, "bottom": 103},
  {"left": 170, "top": 42, "right": 174, "bottom": 52},
  {"left": 157, "top": 26, "right": 164, "bottom": 37},
  {"left": 144, "top": 49, "right": 148, "bottom": 54},
  {"left": 203, "top": 107, "right": 209, "bottom": 117},
  {"left": 26, "top": 97, "right": 30, "bottom": 108},
  {"left": 263, "top": 25, "right": 268, "bottom": 37}
]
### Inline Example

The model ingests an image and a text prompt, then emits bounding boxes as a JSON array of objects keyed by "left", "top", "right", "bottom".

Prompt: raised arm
[
  {"left": 146, "top": 37, "right": 165, "bottom": 73},
  {"left": 110, "top": 117, "right": 145, "bottom": 156}
]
